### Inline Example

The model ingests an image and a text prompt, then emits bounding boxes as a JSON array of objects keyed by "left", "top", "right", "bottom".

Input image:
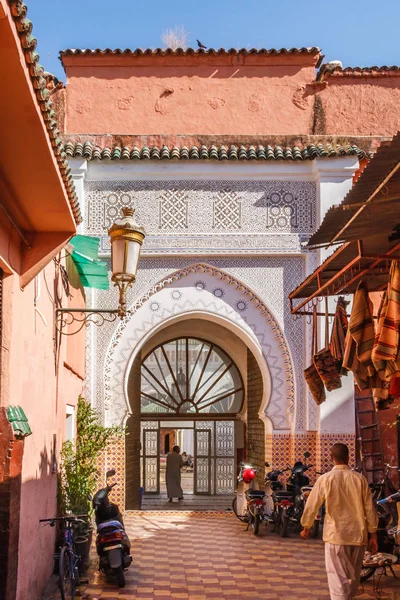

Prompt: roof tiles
[
  {"left": 60, "top": 46, "right": 321, "bottom": 61},
  {"left": 64, "top": 140, "right": 370, "bottom": 162},
  {"left": 317, "top": 63, "right": 400, "bottom": 81},
  {"left": 8, "top": 1, "right": 82, "bottom": 224}
]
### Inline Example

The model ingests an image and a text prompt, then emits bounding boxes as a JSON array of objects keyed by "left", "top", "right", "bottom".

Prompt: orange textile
[
  {"left": 342, "top": 281, "right": 377, "bottom": 390},
  {"left": 372, "top": 261, "right": 400, "bottom": 380}
]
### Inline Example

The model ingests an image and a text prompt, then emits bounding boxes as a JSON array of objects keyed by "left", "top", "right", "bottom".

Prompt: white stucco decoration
[{"left": 104, "top": 263, "right": 296, "bottom": 431}]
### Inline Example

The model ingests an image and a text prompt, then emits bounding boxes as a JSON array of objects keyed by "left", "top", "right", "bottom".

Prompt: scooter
[
  {"left": 91, "top": 469, "right": 132, "bottom": 587},
  {"left": 265, "top": 452, "right": 319, "bottom": 537},
  {"left": 232, "top": 462, "right": 267, "bottom": 535}
]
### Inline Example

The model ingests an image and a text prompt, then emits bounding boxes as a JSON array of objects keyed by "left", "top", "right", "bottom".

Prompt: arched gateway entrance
[
  {"left": 107, "top": 264, "right": 296, "bottom": 509},
  {"left": 139, "top": 337, "right": 244, "bottom": 496}
]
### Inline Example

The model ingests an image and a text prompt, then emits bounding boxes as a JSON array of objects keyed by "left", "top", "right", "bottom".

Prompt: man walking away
[
  {"left": 166, "top": 445, "right": 184, "bottom": 502},
  {"left": 300, "top": 443, "right": 378, "bottom": 600}
]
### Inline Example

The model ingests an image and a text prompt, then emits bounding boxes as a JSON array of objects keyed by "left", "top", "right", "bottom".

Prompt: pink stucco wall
[
  {"left": 1, "top": 257, "right": 85, "bottom": 600},
  {"left": 63, "top": 54, "right": 319, "bottom": 135},
  {"left": 318, "top": 77, "right": 400, "bottom": 136},
  {"left": 62, "top": 54, "right": 400, "bottom": 138}
]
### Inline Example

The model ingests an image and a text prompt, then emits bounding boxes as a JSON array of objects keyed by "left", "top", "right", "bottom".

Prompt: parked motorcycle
[
  {"left": 360, "top": 489, "right": 400, "bottom": 582},
  {"left": 90, "top": 469, "right": 132, "bottom": 587},
  {"left": 265, "top": 452, "right": 319, "bottom": 537},
  {"left": 232, "top": 462, "right": 267, "bottom": 535}
]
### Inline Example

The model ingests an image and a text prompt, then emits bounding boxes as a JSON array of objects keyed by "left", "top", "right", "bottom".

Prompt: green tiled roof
[
  {"left": 64, "top": 141, "right": 370, "bottom": 162},
  {"left": 8, "top": 1, "right": 82, "bottom": 224},
  {"left": 7, "top": 406, "right": 32, "bottom": 438}
]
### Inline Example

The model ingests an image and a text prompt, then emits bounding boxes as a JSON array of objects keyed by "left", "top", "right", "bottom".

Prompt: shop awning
[
  {"left": 289, "top": 132, "right": 400, "bottom": 314},
  {"left": 69, "top": 235, "right": 109, "bottom": 290},
  {"left": 289, "top": 236, "right": 400, "bottom": 314},
  {"left": 308, "top": 131, "right": 400, "bottom": 248}
]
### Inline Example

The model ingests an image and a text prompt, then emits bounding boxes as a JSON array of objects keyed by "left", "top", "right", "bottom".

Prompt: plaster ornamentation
[
  {"left": 84, "top": 180, "right": 316, "bottom": 255},
  {"left": 104, "top": 233, "right": 303, "bottom": 256},
  {"left": 86, "top": 255, "right": 308, "bottom": 431},
  {"left": 103, "top": 263, "right": 296, "bottom": 431},
  {"left": 213, "top": 189, "right": 242, "bottom": 230},
  {"left": 159, "top": 189, "right": 188, "bottom": 230}
]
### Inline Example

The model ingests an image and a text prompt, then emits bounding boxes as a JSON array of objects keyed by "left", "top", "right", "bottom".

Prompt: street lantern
[
  {"left": 108, "top": 207, "right": 145, "bottom": 317},
  {"left": 56, "top": 206, "right": 146, "bottom": 335}
]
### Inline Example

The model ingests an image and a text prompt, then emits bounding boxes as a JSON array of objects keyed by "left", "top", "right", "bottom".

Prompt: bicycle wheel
[
  {"left": 59, "top": 546, "right": 75, "bottom": 600},
  {"left": 232, "top": 497, "right": 249, "bottom": 522}
]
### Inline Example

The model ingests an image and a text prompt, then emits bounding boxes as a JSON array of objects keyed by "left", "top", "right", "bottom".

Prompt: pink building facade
[
  {"left": 58, "top": 47, "right": 400, "bottom": 510},
  {"left": 0, "top": 2, "right": 85, "bottom": 599}
]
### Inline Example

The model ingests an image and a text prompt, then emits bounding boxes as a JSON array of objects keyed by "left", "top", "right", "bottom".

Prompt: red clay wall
[
  {"left": 63, "top": 54, "right": 318, "bottom": 135},
  {"left": 317, "top": 76, "right": 400, "bottom": 137},
  {"left": 62, "top": 55, "right": 400, "bottom": 139}
]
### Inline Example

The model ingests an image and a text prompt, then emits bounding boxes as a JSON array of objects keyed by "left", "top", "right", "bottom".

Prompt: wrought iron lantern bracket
[{"left": 55, "top": 307, "right": 130, "bottom": 336}]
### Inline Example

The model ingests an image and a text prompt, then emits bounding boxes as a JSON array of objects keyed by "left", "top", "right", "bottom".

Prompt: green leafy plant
[{"left": 59, "top": 396, "right": 124, "bottom": 515}]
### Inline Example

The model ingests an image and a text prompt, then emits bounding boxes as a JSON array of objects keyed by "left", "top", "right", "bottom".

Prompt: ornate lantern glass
[{"left": 108, "top": 207, "right": 145, "bottom": 316}]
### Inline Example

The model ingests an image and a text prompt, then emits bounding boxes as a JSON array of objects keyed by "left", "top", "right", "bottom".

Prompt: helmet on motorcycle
[{"left": 242, "top": 467, "right": 256, "bottom": 483}]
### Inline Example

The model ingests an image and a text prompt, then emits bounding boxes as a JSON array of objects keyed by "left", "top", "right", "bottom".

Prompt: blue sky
[{"left": 27, "top": 0, "right": 400, "bottom": 81}]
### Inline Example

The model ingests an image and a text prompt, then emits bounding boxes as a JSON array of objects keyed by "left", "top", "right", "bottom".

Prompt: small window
[{"left": 66, "top": 405, "right": 75, "bottom": 441}]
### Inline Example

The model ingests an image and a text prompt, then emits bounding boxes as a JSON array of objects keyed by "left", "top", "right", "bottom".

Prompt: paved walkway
[
  {"left": 142, "top": 494, "right": 234, "bottom": 512},
  {"left": 77, "top": 512, "right": 400, "bottom": 600}
]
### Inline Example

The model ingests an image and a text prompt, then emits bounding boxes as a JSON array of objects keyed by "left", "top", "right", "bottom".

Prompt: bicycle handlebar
[{"left": 40, "top": 514, "right": 88, "bottom": 523}]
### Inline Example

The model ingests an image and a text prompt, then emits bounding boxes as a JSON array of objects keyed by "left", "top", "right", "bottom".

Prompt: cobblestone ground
[{"left": 77, "top": 513, "right": 400, "bottom": 600}]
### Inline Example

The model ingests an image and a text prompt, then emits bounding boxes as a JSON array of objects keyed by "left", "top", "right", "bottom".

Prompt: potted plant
[{"left": 59, "top": 396, "right": 124, "bottom": 572}]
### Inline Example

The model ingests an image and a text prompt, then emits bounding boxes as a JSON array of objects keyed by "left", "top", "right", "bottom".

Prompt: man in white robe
[
  {"left": 166, "top": 445, "right": 184, "bottom": 502},
  {"left": 300, "top": 443, "right": 378, "bottom": 600}
]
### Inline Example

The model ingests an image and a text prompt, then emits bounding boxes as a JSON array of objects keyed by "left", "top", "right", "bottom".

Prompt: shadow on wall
[{"left": 0, "top": 423, "right": 59, "bottom": 600}]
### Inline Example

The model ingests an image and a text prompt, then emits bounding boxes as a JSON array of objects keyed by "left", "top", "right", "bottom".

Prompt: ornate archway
[{"left": 104, "top": 263, "right": 296, "bottom": 432}]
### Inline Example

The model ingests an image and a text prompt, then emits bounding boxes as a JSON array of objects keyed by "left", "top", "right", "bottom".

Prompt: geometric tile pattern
[
  {"left": 159, "top": 189, "right": 188, "bottom": 230},
  {"left": 317, "top": 433, "right": 356, "bottom": 474},
  {"left": 213, "top": 190, "right": 241, "bottom": 230},
  {"left": 84, "top": 179, "right": 316, "bottom": 237},
  {"left": 271, "top": 432, "right": 356, "bottom": 484},
  {"left": 78, "top": 513, "right": 395, "bottom": 599}
]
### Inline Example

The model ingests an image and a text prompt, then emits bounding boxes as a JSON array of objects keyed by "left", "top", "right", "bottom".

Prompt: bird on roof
[{"left": 197, "top": 39, "right": 207, "bottom": 49}]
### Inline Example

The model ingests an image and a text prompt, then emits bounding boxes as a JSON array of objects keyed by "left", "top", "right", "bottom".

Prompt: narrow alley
[{"left": 73, "top": 513, "right": 399, "bottom": 600}]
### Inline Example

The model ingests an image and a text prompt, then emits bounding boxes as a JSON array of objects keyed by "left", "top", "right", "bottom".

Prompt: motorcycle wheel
[
  {"left": 360, "top": 566, "right": 375, "bottom": 582},
  {"left": 252, "top": 512, "right": 260, "bottom": 536},
  {"left": 281, "top": 514, "right": 289, "bottom": 538},
  {"left": 309, "top": 519, "right": 320, "bottom": 538},
  {"left": 113, "top": 566, "right": 126, "bottom": 588},
  {"left": 232, "top": 497, "right": 249, "bottom": 522}
]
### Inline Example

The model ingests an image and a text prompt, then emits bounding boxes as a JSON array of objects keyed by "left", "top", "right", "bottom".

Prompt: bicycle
[{"left": 40, "top": 514, "right": 88, "bottom": 600}]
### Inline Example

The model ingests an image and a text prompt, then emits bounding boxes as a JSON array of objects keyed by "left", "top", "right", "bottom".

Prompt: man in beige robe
[
  {"left": 300, "top": 443, "right": 378, "bottom": 600},
  {"left": 166, "top": 445, "right": 184, "bottom": 502}
]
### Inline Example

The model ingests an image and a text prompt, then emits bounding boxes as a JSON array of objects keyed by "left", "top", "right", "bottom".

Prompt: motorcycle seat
[
  {"left": 245, "top": 490, "right": 265, "bottom": 499},
  {"left": 97, "top": 519, "right": 124, "bottom": 532},
  {"left": 273, "top": 490, "right": 292, "bottom": 499}
]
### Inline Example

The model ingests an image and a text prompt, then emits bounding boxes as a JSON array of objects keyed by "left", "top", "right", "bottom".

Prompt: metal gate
[
  {"left": 140, "top": 419, "right": 235, "bottom": 495},
  {"left": 141, "top": 423, "right": 160, "bottom": 494},
  {"left": 195, "top": 421, "right": 235, "bottom": 496},
  {"left": 194, "top": 428, "right": 212, "bottom": 494}
]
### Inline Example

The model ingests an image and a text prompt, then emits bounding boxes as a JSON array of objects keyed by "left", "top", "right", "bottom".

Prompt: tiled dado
[
  {"left": 99, "top": 433, "right": 356, "bottom": 512},
  {"left": 317, "top": 433, "right": 356, "bottom": 474},
  {"left": 104, "top": 437, "right": 126, "bottom": 511},
  {"left": 269, "top": 432, "right": 356, "bottom": 483}
]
